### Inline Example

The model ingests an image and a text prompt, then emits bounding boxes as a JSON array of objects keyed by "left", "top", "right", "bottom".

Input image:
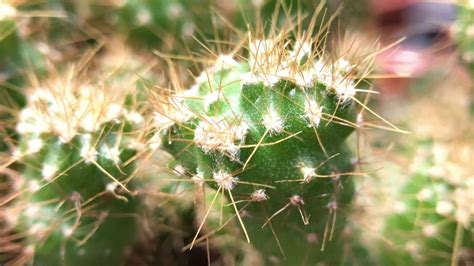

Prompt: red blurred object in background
[{"left": 369, "top": 0, "right": 457, "bottom": 100}]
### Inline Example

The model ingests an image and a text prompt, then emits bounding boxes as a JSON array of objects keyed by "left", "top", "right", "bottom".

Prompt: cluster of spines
[
  {"left": 152, "top": 19, "right": 379, "bottom": 263},
  {"left": 2, "top": 60, "right": 148, "bottom": 265}
]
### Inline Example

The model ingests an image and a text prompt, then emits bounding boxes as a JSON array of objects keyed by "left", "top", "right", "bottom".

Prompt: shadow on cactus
[{"left": 152, "top": 8, "right": 399, "bottom": 265}]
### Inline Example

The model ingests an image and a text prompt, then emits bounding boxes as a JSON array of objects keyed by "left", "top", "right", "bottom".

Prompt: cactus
[
  {"left": 0, "top": 2, "right": 46, "bottom": 103},
  {"left": 455, "top": 0, "right": 474, "bottom": 74},
  {"left": 35, "top": 0, "right": 250, "bottom": 52},
  {"left": 153, "top": 19, "right": 376, "bottom": 262},
  {"left": 3, "top": 60, "right": 147, "bottom": 265},
  {"left": 373, "top": 141, "right": 474, "bottom": 265}
]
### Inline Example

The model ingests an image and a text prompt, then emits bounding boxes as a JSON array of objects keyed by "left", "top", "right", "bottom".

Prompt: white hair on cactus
[
  {"left": 251, "top": 189, "right": 269, "bottom": 202},
  {"left": 136, "top": 8, "right": 151, "bottom": 25},
  {"left": 41, "top": 163, "right": 58, "bottom": 181},
  {"left": 246, "top": 38, "right": 358, "bottom": 101},
  {"left": 289, "top": 40, "right": 312, "bottom": 63},
  {"left": 194, "top": 117, "right": 247, "bottom": 159},
  {"left": 154, "top": 95, "right": 195, "bottom": 131},
  {"left": 262, "top": 108, "right": 284, "bottom": 134},
  {"left": 416, "top": 188, "right": 433, "bottom": 201},
  {"left": 453, "top": 178, "right": 474, "bottom": 227},
  {"left": 28, "top": 180, "right": 41, "bottom": 193},
  {"left": 167, "top": 2, "right": 184, "bottom": 18},
  {"left": 80, "top": 134, "right": 97, "bottom": 164},
  {"left": 62, "top": 226, "right": 74, "bottom": 237},
  {"left": 29, "top": 223, "right": 47, "bottom": 235},
  {"left": 300, "top": 166, "right": 316, "bottom": 183},
  {"left": 194, "top": 54, "right": 239, "bottom": 86},
  {"left": 304, "top": 99, "right": 323, "bottom": 127},
  {"left": 435, "top": 200, "right": 454, "bottom": 216},
  {"left": 17, "top": 78, "right": 128, "bottom": 143},
  {"left": 102, "top": 145, "right": 121, "bottom": 164},
  {"left": 126, "top": 111, "right": 144, "bottom": 125},
  {"left": 25, "top": 204, "right": 40, "bottom": 219},
  {"left": 213, "top": 170, "right": 238, "bottom": 190},
  {"left": 204, "top": 90, "right": 221, "bottom": 110},
  {"left": 422, "top": 224, "right": 437, "bottom": 237},
  {"left": 26, "top": 138, "right": 43, "bottom": 154}
]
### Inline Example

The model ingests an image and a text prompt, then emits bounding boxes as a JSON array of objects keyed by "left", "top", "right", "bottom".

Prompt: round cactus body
[
  {"left": 156, "top": 36, "right": 362, "bottom": 264},
  {"left": 7, "top": 67, "right": 146, "bottom": 265},
  {"left": 377, "top": 141, "right": 474, "bottom": 265}
]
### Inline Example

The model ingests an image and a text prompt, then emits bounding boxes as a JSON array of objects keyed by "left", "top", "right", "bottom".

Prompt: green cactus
[
  {"left": 154, "top": 30, "right": 368, "bottom": 264},
  {"left": 456, "top": 0, "right": 474, "bottom": 74},
  {"left": 0, "top": 2, "right": 46, "bottom": 99},
  {"left": 36, "top": 0, "right": 245, "bottom": 51},
  {"left": 367, "top": 141, "right": 474, "bottom": 265},
  {"left": 4, "top": 63, "right": 147, "bottom": 265}
]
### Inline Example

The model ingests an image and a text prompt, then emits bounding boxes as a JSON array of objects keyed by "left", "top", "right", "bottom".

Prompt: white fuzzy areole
[
  {"left": 262, "top": 108, "right": 284, "bottom": 134},
  {"left": 194, "top": 118, "right": 248, "bottom": 159},
  {"left": 154, "top": 95, "right": 194, "bottom": 131},
  {"left": 304, "top": 99, "right": 323, "bottom": 127},
  {"left": 41, "top": 164, "right": 58, "bottom": 181},
  {"left": 422, "top": 224, "right": 437, "bottom": 237},
  {"left": 102, "top": 145, "right": 121, "bottom": 164},
  {"left": 80, "top": 134, "right": 97, "bottom": 164},
  {"left": 435, "top": 200, "right": 454, "bottom": 216},
  {"left": 300, "top": 166, "right": 316, "bottom": 183},
  {"left": 213, "top": 170, "right": 238, "bottom": 190},
  {"left": 251, "top": 189, "right": 269, "bottom": 201},
  {"left": 17, "top": 83, "right": 127, "bottom": 143},
  {"left": 26, "top": 138, "right": 43, "bottom": 154}
]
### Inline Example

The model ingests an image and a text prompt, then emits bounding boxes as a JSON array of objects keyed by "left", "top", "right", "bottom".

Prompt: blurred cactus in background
[
  {"left": 3, "top": 54, "right": 148, "bottom": 264},
  {"left": 455, "top": 0, "right": 474, "bottom": 75}
]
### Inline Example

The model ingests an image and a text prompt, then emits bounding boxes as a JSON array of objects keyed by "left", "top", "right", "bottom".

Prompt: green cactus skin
[
  {"left": 376, "top": 141, "right": 474, "bottom": 266},
  {"left": 130, "top": 160, "right": 262, "bottom": 265},
  {"left": 0, "top": 3, "right": 46, "bottom": 107},
  {"left": 155, "top": 36, "right": 361, "bottom": 264},
  {"left": 37, "top": 0, "right": 237, "bottom": 51},
  {"left": 0, "top": 3, "right": 48, "bottom": 155},
  {"left": 456, "top": 0, "right": 474, "bottom": 75},
  {"left": 7, "top": 68, "right": 146, "bottom": 265}
]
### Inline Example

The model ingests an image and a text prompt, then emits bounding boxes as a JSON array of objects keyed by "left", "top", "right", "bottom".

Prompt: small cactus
[
  {"left": 375, "top": 141, "right": 474, "bottom": 265},
  {"left": 4, "top": 62, "right": 147, "bottom": 265},
  {"left": 154, "top": 21, "right": 375, "bottom": 263}
]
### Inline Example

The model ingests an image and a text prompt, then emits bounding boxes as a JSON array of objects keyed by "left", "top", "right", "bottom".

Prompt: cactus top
[
  {"left": 155, "top": 35, "right": 361, "bottom": 198},
  {"left": 155, "top": 34, "right": 364, "bottom": 265},
  {"left": 15, "top": 67, "right": 144, "bottom": 154}
]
